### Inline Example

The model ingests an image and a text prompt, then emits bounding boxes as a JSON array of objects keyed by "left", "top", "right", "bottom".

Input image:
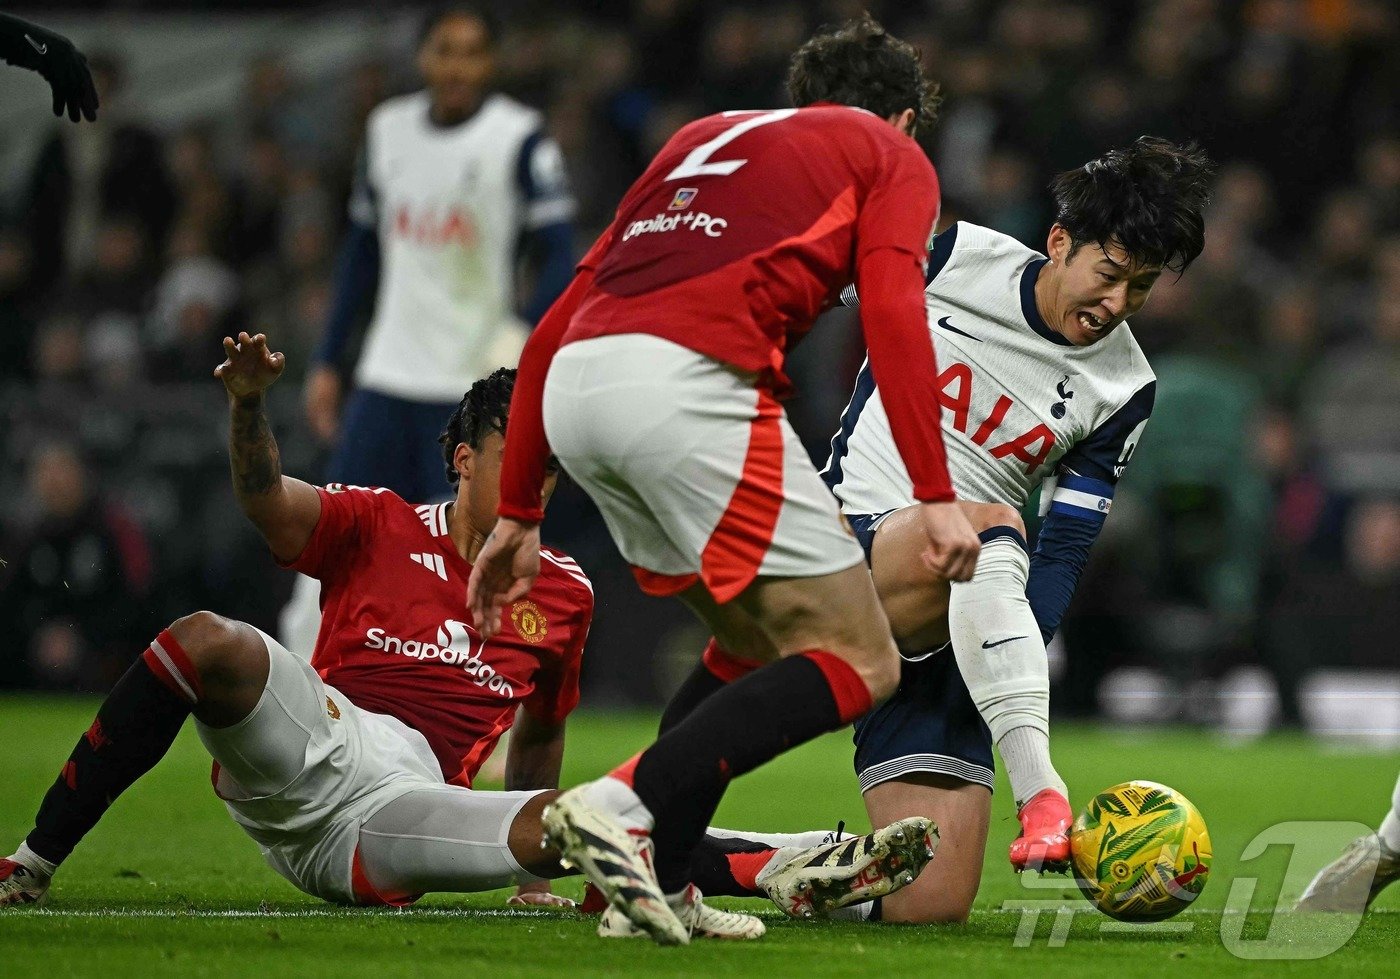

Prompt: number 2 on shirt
[{"left": 665, "top": 109, "right": 798, "bottom": 182}]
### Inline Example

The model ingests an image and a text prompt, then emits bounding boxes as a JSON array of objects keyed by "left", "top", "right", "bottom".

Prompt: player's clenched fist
[
  {"left": 215, "top": 332, "right": 286, "bottom": 400},
  {"left": 918, "top": 500, "right": 981, "bottom": 582}
]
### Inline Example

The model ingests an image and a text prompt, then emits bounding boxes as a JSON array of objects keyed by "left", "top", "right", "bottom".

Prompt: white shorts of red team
[
  {"left": 543, "top": 334, "right": 865, "bottom": 602},
  {"left": 195, "top": 630, "right": 541, "bottom": 905}
]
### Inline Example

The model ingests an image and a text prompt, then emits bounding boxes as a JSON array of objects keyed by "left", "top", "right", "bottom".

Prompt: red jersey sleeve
[
  {"left": 498, "top": 222, "right": 617, "bottom": 523},
  {"left": 855, "top": 138, "right": 941, "bottom": 260},
  {"left": 853, "top": 141, "right": 954, "bottom": 502},
  {"left": 279, "top": 484, "right": 383, "bottom": 579},
  {"left": 522, "top": 584, "right": 591, "bottom": 726}
]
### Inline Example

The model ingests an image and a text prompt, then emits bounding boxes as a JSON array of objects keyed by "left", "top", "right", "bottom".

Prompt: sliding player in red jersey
[
  {"left": 1, "top": 337, "right": 934, "bottom": 938},
  {"left": 1, "top": 337, "right": 589, "bottom": 909},
  {"left": 468, "top": 15, "right": 980, "bottom": 944}
]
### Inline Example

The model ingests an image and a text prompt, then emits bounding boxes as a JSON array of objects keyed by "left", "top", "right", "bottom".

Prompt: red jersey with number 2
[{"left": 566, "top": 104, "right": 940, "bottom": 392}]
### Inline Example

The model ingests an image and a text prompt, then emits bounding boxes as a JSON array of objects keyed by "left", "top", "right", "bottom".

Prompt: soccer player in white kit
[
  {"left": 830, "top": 138, "right": 1214, "bottom": 916},
  {"left": 285, "top": 3, "right": 578, "bottom": 649},
  {"left": 304, "top": 3, "right": 577, "bottom": 500},
  {"left": 661, "top": 138, "right": 1216, "bottom": 922}
]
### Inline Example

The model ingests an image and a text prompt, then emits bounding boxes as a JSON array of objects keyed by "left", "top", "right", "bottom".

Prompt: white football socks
[
  {"left": 580, "top": 776, "right": 655, "bottom": 833},
  {"left": 703, "top": 827, "right": 834, "bottom": 850},
  {"left": 1378, "top": 772, "right": 1400, "bottom": 855},
  {"left": 997, "top": 727, "right": 1069, "bottom": 809},
  {"left": 12, "top": 841, "right": 57, "bottom": 879},
  {"left": 947, "top": 533, "right": 1067, "bottom": 809},
  {"left": 828, "top": 900, "right": 876, "bottom": 922}
]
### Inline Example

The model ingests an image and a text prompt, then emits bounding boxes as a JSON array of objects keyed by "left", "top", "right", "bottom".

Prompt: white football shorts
[
  {"left": 543, "top": 334, "right": 864, "bottom": 603},
  {"left": 196, "top": 630, "right": 539, "bottom": 905}
]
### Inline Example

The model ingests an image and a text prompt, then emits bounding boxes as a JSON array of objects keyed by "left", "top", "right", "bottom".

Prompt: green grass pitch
[{"left": 1, "top": 696, "right": 1396, "bottom": 977}]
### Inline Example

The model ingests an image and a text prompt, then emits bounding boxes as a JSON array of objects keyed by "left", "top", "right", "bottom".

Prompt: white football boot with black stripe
[
  {"left": 541, "top": 785, "right": 690, "bottom": 946},
  {"left": 758, "top": 816, "right": 939, "bottom": 919},
  {"left": 1295, "top": 833, "right": 1400, "bottom": 913},
  {"left": 599, "top": 883, "right": 766, "bottom": 940},
  {"left": 0, "top": 858, "right": 51, "bottom": 906}
]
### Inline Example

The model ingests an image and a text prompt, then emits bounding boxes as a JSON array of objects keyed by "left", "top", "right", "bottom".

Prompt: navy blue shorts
[
  {"left": 325, "top": 388, "right": 459, "bottom": 503},
  {"left": 846, "top": 510, "right": 995, "bottom": 793}
]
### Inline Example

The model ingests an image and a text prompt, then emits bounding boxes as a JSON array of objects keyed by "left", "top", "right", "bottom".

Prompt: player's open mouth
[{"left": 1077, "top": 311, "right": 1110, "bottom": 334}]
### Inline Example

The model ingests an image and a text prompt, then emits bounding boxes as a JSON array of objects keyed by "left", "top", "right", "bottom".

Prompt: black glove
[{"left": 0, "top": 13, "right": 99, "bottom": 122}]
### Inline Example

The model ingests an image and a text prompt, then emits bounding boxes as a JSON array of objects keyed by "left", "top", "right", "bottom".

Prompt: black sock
[
  {"left": 25, "top": 631, "right": 197, "bottom": 866},
  {"left": 688, "top": 833, "right": 777, "bottom": 897},
  {"left": 658, "top": 660, "right": 728, "bottom": 735},
  {"left": 659, "top": 639, "right": 759, "bottom": 735},
  {"left": 630, "top": 650, "right": 870, "bottom": 892}
]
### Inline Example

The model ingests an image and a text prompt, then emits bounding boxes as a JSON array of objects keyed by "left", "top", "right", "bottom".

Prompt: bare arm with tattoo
[{"left": 215, "top": 332, "right": 323, "bottom": 563}]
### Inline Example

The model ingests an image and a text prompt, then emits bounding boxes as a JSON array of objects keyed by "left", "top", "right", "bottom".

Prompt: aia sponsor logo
[
  {"left": 393, "top": 204, "right": 478, "bottom": 247},
  {"left": 936, "top": 361, "right": 1057, "bottom": 474},
  {"left": 364, "top": 619, "right": 515, "bottom": 698}
]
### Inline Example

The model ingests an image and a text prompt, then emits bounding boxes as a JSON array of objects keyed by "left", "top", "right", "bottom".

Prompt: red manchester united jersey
[
  {"left": 566, "top": 104, "right": 940, "bottom": 390},
  {"left": 284, "top": 484, "right": 592, "bottom": 786}
]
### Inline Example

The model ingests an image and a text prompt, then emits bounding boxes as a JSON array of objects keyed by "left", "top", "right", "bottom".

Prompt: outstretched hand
[
  {"left": 215, "top": 332, "right": 285, "bottom": 400},
  {"left": 467, "top": 517, "right": 541, "bottom": 639}
]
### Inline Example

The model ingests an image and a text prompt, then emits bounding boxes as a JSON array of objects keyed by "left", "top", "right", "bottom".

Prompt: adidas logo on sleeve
[{"left": 410, "top": 552, "right": 448, "bottom": 581}]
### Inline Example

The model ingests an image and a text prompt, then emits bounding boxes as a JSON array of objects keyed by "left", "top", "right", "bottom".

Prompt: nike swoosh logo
[
  {"left": 982, "top": 636, "right": 1026, "bottom": 649},
  {"left": 937, "top": 316, "right": 981, "bottom": 341},
  {"left": 25, "top": 35, "right": 47, "bottom": 55}
]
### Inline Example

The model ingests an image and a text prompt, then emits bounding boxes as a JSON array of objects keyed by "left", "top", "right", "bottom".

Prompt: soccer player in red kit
[
  {"left": 468, "top": 16, "right": 981, "bottom": 944},
  {"left": 1, "top": 338, "right": 935, "bottom": 934},
  {"left": 0, "top": 337, "right": 591, "bottom": 908}
]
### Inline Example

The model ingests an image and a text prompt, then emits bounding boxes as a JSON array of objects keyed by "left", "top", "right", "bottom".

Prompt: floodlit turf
[{"left": 1, "top": 696, "right": 1396, "bottom": 977}]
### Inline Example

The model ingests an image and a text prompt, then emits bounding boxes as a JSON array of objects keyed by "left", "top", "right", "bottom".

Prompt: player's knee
[
  {"left": 856, "top": 641, "right": 902, "bottom": 704},
  {"left": 970, "top": 503, "right": 1024, "bottom": 539},
  {"left": 167, "top": 611, "right": 263, "bottom": 686}
]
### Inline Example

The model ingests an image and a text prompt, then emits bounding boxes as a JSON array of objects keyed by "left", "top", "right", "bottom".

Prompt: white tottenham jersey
[
  {"left": 824, "top": 221, "right": 1156, "bottom": 519},
  {"left": 352, "top": 92, "right": 575, "bottom": 402}
]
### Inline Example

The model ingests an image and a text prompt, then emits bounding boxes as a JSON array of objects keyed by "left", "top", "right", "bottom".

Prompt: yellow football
[{"left": 1070, "top": 780, "right": 1211, "bottom": 922}]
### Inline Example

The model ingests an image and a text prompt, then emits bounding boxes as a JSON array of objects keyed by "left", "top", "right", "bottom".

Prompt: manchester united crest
[{"left": 511, "top": 600, "right": 549, "bottom": 644}]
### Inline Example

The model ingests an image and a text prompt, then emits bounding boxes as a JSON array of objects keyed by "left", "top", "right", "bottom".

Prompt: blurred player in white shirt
[
  {"left": 303, "top": 2, "right": 575, "bottom": 500},
  {"left": 285, "top": 4, "right": 577, "bottom": 650}
]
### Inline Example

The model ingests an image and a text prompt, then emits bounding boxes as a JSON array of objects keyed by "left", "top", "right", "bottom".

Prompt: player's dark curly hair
[
  {"left": 1051, "top": 137, "right": 1215, "bottom": 273},
  {"left": 786, "top": 13, "right": 941, "bottom": 136},
  {"left": 439, "top": 367, "right": 515, "bottom": 485},
  {"left": 418, "top": 2, "right": 500, "bottom": 48}
]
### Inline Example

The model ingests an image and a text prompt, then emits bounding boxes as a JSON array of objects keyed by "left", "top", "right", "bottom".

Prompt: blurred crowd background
[{"left": 1, "top": 0, "right": 1397, "bottom": 742}]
